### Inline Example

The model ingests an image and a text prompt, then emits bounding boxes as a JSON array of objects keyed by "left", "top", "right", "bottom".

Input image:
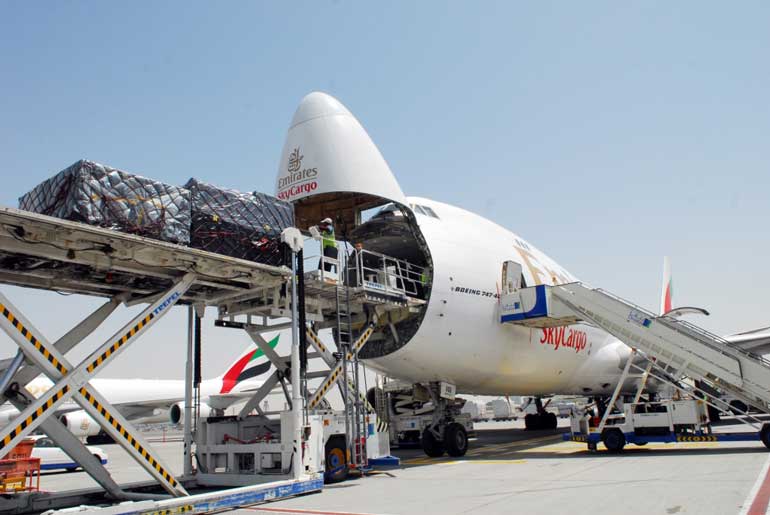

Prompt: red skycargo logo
[
  {"left": 540, "top": 327, "right": 587, "bottom": 353},
  {"left": 278, "top": 182, "right": 317, "bottom": 200},
  {"left": 278, "top": 146, "right": 318, "bottom": 199}
]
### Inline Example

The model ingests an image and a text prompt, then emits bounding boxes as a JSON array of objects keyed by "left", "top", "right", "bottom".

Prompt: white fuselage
[{"left": 367, "top": 197, "right": 630, "bottom": 397}]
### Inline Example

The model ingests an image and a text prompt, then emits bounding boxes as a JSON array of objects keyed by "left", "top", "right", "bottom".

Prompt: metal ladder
[{"left": 334, "top": 250, "right": 368, "bottom": 470}]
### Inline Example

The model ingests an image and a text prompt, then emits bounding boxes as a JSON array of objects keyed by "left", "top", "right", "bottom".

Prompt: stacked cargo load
[
  {"left": 185, "top": 178, "right": 294, "bottom": 266},
  {"left": 18, "top": 160, "right": 191, "bottom": 245},
  {"left": 17, "top": 161, "right": 295, "bottom": 267}
]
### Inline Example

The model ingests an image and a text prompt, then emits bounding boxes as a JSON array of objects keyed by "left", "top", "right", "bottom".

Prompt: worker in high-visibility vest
[{"left": 318, "top": 217, "right": 337, "bottom": 273}]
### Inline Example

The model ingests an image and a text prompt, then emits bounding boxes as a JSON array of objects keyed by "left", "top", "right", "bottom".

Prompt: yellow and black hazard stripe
[
  {"left": 142, "top": 505, "right": 194, "bottom": 515},
  {"left": 344, "top": 326, "right": 375, "bottom": 361},
  {"left": 87, "top": 312, "right": 155, "bottom": 373},
  {"left": 0, "top": 303, "right": 68, "bottom": 375},
  {"left": 306, "top": 329, "right": 328, "bottom": 354},
  {"left": 79, "top": 387, "right": 179, "bottom": 488},
  {"left": 0, "top": 385, "right": 70, "bottom": 451},
  {"left": 676, "top": 435, "right": 718, "bottom": 442},
  {"left": 309, "top": 367, "right": 342, "bottom": 409},
  {"left": 376, "top": 420, "right": 389, "bottom": 433}
]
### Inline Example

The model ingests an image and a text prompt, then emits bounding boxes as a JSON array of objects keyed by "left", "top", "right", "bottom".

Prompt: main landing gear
[
  {"left": 421, "top": 422, "right": 469, "bottom": 457},
  {"left": 524, "top": 397, "right": 558, "bottom": 430}
]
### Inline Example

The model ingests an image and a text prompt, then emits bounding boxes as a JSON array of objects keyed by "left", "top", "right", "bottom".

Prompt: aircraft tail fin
[
  {"left": 216, "top": 334, "right": 280, "bottom": 394},
  {"left": 660, "top": 256, "right": 672, "bottom": 315}
]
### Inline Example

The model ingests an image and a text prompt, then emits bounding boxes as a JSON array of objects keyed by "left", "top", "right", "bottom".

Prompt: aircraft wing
[
  {"left": 724, "top": 326, "right": 770, "bottom": 355},
  {"left": 206, "top": 392, "right": 254, "bottom": 411}
]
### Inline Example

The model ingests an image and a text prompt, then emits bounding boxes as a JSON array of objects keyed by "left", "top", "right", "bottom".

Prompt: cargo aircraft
[{"left": 274, "top": 92, "right": 768, "bottom": 457}]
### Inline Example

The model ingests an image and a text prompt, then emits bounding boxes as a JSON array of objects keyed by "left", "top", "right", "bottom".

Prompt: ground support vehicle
[{"left": 500, "top": 281, "right": 770, "bottom": 454}]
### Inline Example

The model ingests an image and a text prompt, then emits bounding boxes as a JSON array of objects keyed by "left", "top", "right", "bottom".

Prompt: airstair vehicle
[
  {"left": 499, "top": 262, "right": 770, "bottom": 453},
  {"left": 0, "top": 207, "right": 416, "bottom": 514}
]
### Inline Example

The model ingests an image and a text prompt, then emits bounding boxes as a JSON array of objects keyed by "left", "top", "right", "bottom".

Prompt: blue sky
[{"left": 1, "top": 2, "right": 768, "bottom": 378}]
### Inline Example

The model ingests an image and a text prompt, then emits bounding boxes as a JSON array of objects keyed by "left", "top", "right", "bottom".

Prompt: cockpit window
[
  {"left": 421, "top": 206, "right": 439, "bottom": 219},
  {"left": 410, "top": 204, "right": 439, "bottom": 219}
]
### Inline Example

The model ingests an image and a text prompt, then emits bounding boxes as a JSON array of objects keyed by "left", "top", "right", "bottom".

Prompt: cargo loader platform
[{"left": 0, "top": 207, "right": 416, "bottom": 514}]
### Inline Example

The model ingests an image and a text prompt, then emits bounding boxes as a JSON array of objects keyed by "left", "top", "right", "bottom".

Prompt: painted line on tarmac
[
  {"left": 246, "top": 507, "right": 394, "bottom": 515},
  {"left": 465, "top": 434, "right": 563, "bottom": 455},
  {"left": 738, "top": 452, "right": 770, "bottom": 515},
  {"left": 438, "top": 459, "right": 527, "bottom": 465}
]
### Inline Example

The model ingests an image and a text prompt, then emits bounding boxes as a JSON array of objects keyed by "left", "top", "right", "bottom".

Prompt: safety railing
[
  {"left": 303, "top": 238, "right": 426, "bottom": 299},
  {"left": 592, "top": 286, "right": 770, "bottom": 369},
  {"left": 349, "top": 247, "right": 426, "bottom": 298}
]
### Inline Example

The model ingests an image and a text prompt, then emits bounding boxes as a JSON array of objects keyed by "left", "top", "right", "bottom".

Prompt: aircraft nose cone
[{"left": 290, "top": 91, "right": 352, "bottom": 128}]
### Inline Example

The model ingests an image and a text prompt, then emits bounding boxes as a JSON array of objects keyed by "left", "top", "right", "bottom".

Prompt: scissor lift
[
  {"left": 208, "top": 236, "right": 420, "bottom": 482},
  {"left": 500, "top": 279, "right": 770, "bottom": 452},
  {"left": 0, "top": 207, "right": 419, "bottom": 513},
  {"left": 0, "top": 207, "right": 331, "bottom": 513}
]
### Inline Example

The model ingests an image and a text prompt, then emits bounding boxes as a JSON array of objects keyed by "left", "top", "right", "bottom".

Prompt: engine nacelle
[
  {"left": 59, "top": 411, "right": 101, "bottom": 437},
  {"left": 169, "top": 403, "right": 212, "bottom": 425},
  {"left": 132, "top": 408, "right": 171, "bottom": 425}
]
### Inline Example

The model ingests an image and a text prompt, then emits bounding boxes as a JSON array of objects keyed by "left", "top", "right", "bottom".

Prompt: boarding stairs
[{"left": 501, "top": 282, "right": 770, "bottom": 414}]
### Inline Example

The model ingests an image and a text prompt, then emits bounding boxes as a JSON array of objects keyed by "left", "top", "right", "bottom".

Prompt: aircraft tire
[
  {"left": 421, "top": 427, "right": 446, "bottom": 457},
  {"left": 444, "top": 423, "right": 468, "bottom": 457},
  {"left": 524, "top": 414, "right": 535, "bottom": 430},
  {"left": 547, "top": 412, "right": 558, "bottom": 430},
  {"left": 601, "top": 429, "right": 625, "bottom": 453}
]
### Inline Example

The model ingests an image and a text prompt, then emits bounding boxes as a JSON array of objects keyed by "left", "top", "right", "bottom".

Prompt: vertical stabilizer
[{"left": 660, "top": 256, "right": 672, "bottom": 315}]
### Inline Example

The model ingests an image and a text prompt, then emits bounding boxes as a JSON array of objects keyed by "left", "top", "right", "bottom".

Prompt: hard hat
[{"left": 321, "top": 218, "right": 332, "bottom": 224}]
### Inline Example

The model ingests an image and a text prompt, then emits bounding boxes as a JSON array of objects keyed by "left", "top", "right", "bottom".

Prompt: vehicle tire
[
  {"left": 444, "top": 423, "right": 468, "bottom": 457},
  {"left": 421, "top": 427, "right": 445, "bottom": 457},
  {"left": 760, "top": 423, "right": 770, "bottom": 451},
  {"left": 324, "top": 435, "right": 348, "bottom": 483},
  {"left": 547, "top": 412, "right": 558, "bottom": 430},
  {"left": 602, "top": 429, "right": 625, "bottom": 453}
]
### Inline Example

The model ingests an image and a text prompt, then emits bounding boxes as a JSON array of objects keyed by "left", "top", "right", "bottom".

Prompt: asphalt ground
[{"left": 37, "top": 418, "right": 770, "bottom": 515}]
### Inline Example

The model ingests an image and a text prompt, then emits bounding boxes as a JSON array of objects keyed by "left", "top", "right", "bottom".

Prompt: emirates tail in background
[
  {"left": 660, "top": 256, "right": 673, "bottom": 315},
  {"left": 657, "top": 257, "right": 770, "bottom": 355},
  {"left": 0, "top": 335, "right": 281, "bottom": 439}
]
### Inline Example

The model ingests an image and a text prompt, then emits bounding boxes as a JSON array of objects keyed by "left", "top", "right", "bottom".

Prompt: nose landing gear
[{"left": 523, "top": 397, "right": 558, "bottom": 430}]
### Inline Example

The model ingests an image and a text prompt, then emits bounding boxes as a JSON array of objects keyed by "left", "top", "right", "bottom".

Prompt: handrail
[
  {"left": 594, "top": 286, "right": 770, "bottom": 368},
  {"left": 302, "top": 237, "right": 426, "bottom": 300}
]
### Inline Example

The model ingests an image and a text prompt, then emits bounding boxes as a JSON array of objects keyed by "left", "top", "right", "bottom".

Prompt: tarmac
[{"left": 38, "top": 418, "right": 770, "bottom": 515}]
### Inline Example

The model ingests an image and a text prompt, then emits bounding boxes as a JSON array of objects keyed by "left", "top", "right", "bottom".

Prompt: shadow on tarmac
[{"left": 393, "top": 424, "right": 770, "bottom": 468}]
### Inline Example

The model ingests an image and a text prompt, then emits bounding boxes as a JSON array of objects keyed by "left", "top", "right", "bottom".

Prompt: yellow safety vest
[{"left": 322, "top": 227, "right": 336, "bottom": 249}]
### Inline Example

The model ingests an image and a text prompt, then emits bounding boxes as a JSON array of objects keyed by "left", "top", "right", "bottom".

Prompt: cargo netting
[
  {"left": 185, "top": 178, "right": 294, "bottom": 267},
  {"left": 17, "top": 160, "right": 295, "bottom": 268},
  {"left": 18, "top": 160, "right": 191, "bottom": 245}
]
